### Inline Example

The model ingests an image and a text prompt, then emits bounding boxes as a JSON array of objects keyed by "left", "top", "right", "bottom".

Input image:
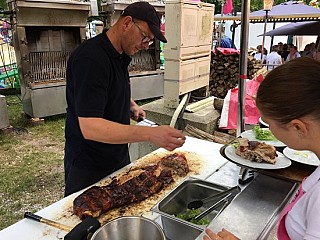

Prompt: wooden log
[
  {"left": 213, "top": 97, "right": 224, "bottom": 110},
  {"left": 183, "top": 124, "right": 236, "bottom": 145}
]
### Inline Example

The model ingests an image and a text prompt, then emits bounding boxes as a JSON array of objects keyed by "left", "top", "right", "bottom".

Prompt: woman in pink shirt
[{"left": 204, "top": 57, "right": 320, "bottom": 240}]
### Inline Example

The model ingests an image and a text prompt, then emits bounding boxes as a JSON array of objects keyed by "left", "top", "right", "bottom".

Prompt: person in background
[
  {"left": 203, "top": 57, "right": 320, "bottom": 240},
  {"left": 266, "top": 45, "right": 282, "bottom": 71},
  {"left": 309, "top": 42, "right": 316, "bottom": 55},
  {"left": 220, "top": 35, "right": 237, "bottom": 49},
  {"left": 280, "top": 43, "right": 289, "bottom": 63},
  {"left": 313, "top": 50, "right": 320, "bottom": 61},
  {"left": 287, "top": 43, "right": 294, "bottom": 49},
  {"left": 277, "top": 42, "right": 284, "bottom": 61},
  {"left": 312, "top": 39, "right": 320, "bottom": 61},
  {"left": 301, "top": 44, "right": 313, "bottom": 58},
  {"left": 277, "top": 42, "right": 283, "bottom": 53},
  {"left": 286, "top": 45, "right": 301, "bottom": 62},
  {"left": 64, "top": 1, "right": 186, "bottom": 196},
  {"left": 253, "top": 45, "right": 266, "bottom": 64},
  {"left": 263, "top": 47, "right": 268, "bottom": 56}
]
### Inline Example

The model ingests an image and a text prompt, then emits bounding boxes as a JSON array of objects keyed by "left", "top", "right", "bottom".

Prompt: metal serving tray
[{"left": 151, "top": 177, "right": 239, "bottom": 240}]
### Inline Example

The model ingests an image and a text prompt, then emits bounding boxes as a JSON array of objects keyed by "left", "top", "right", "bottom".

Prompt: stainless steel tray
[{"left": 151, "top": 177, "right": 239, "bottom": 240}]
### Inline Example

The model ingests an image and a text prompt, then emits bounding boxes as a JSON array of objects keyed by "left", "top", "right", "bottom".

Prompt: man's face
[{"left": 122, "top": 18, "right": 154, "bottom": 56}]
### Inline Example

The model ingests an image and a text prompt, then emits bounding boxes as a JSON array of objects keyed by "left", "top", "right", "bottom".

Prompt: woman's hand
[{"left": 203, "top": 228, "right": 240, "bottom": 240}]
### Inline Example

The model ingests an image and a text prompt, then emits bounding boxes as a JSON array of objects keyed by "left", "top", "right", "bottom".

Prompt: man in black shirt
[{"left": 64, "top": 1, "right": 186, "bottom": 196}]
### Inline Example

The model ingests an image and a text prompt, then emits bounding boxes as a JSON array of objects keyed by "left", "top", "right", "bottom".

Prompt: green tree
[{"left": 0, "top": 0, "right": 7, "bottom": 10}]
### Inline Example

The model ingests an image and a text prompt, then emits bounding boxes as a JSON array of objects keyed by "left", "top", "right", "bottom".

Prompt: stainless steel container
[
  {"left": 91, "top": 216, "right": 166, "bottom": 240},
  {"left": 152, "top": 177, "right": 237, "bottom": 240}
]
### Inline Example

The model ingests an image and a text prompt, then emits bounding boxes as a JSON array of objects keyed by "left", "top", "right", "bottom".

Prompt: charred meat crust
[{"left": 73, "top": 153, "right": 189, "bottom": 220}]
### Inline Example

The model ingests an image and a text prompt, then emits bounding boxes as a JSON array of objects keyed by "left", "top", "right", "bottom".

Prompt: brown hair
[{"left": 256, "top": 57, "right": 320, "bottom": 124}]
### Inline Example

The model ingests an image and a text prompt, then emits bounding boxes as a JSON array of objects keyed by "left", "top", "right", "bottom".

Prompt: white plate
[
  {"left": 283, "top": 147, "right": 319, "bottom": 166},
  {"left": 259, "top": 117, "right": 269, "bottom": 127},
  {"left": 240, "top": 129, "right": 286, "bottom": 147},
  {"left": 224, "top": 145, "right": 291, "bottom": 170}
]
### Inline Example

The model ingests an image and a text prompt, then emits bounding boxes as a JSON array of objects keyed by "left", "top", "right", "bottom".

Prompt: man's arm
[{"left": 78, "top": 117, "right": 186, "bottom": 151}]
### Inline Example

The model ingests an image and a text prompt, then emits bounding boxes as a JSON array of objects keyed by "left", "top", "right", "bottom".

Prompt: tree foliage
[{"left": 0, "top": 0, "right": 7, "bottom": 10}]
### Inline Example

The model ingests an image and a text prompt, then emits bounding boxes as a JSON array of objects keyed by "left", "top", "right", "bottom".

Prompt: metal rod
[
  {"left": 261, "top": 10, "right": 269, "bottom": 61},
  {"left": 237, "top": 0, "right": 250, "bottom": 136},
  {"left": 270, "top": 22, "right": 276, "bottom": 52}
]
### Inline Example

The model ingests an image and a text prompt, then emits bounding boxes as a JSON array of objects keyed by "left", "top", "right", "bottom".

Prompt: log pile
[
  {"left": 191, "top": 51, "right": 266, "bottom": 100},
  {"left": 208, "top": 52, "right": 265, "bottom": 98}
]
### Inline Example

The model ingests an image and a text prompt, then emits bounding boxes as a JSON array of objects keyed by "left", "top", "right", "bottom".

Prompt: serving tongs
[
  {"left": 187, "top": 185, "right": 240, "bottom": 209},
  {"left": 238, "top": 167, "right": 255, "bottom": 185},
  {"left": 187, "top": 191, "right": 236, "bottom": 222}
]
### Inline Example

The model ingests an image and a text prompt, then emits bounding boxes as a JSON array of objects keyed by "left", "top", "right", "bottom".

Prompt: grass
[{"left": 0, "top": 94, "right": 65, "bottom": 230}]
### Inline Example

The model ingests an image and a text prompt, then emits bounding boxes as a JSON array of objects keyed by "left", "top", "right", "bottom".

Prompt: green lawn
[{"left": 0, "top": 95, "right": 65, "bottom": 230}]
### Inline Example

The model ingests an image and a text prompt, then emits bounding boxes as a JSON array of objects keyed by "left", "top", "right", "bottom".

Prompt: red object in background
[
  {"left": 160, "top": 23, "right": 165, "bottom": 35},
  {"left": 219, "top": 74, "right": 264, "bottom": 130},
  {"left": 223, "top": 0, "right": 233, "bottom": 14},
  {"left": 215, "top": 47, "right": 240, "bottom": 55}
]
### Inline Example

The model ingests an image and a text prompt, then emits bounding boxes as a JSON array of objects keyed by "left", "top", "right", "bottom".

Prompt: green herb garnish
[
  {"left": 253, "top": 125, "right": 276, "bottom": 141},
  {"left": 176, "top": 208, "right": 210, "bottom": 225},
  {"left": 231, "top": 139, "right": 239, "bottom": 149}
]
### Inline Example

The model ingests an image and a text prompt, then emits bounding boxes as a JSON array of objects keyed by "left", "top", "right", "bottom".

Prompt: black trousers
[{"left": 64, "top": 158, "right": 130, "bottom": 197}]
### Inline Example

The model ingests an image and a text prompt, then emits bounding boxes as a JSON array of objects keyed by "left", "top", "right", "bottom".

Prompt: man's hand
[
  {"left": 130, "top": 99, "right": 146, "bottom": 121},
  {"left": 148, "top": 125, "right": 186, "bottom": 151}
]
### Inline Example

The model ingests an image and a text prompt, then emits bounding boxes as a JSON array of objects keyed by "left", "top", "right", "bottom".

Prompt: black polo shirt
[{"left": 65, "top": 30, "right": 132, "bottom": 171}]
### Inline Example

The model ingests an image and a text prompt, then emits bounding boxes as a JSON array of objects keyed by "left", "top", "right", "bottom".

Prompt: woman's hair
[{"left": 256, "top": 57, "right": 320, "bottom": 124}]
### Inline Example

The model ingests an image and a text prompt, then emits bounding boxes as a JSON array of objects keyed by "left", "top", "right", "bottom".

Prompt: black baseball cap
[{"left": 121, "top": 1, "right": 167, "bottom": 43}]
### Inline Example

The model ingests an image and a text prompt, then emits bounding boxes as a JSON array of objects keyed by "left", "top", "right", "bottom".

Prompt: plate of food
[
  {"left": 223, "top": 138, "right": 291, "bottom": 170},
  {"left": 240, "top": 125, "right": 286, "bottom": 147},
  {"left": 283, "top": 147, "right": 319, "bottom": 166},
  {"left": 259, "top": 117, "right": 269, "bottom": 127}
]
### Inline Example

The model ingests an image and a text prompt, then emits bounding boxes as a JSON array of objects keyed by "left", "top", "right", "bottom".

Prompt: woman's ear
[{"left": 289, "top": 119, "right": 308, "bottom": 137}]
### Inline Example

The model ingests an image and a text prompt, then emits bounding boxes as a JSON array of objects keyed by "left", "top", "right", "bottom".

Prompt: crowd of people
[{"left": 253, "top": 40, "right": 319, "bottom": 71}]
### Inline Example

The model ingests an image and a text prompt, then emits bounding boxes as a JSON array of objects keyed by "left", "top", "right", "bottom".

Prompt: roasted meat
[
  {"left": 73, "top": 153, "right": 189, "bottom": 220},
  {"left": 235, "top": 138, "right": 277, "bottom": 164},
  {"left": 158, "top": 152, "right": 189, "bottom": 176}
]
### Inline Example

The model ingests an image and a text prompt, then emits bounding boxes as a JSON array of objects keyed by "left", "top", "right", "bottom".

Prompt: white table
[{"left": 0, "top": 137, "right": 229, "bottom": 240}]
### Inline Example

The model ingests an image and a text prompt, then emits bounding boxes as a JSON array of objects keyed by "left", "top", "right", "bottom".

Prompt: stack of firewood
[
  {"left": 190, "top": 50, "right": 267, "bottom": 101},
  {"left": 208, "top": 51, "right": 265, "bottom": 98}
]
